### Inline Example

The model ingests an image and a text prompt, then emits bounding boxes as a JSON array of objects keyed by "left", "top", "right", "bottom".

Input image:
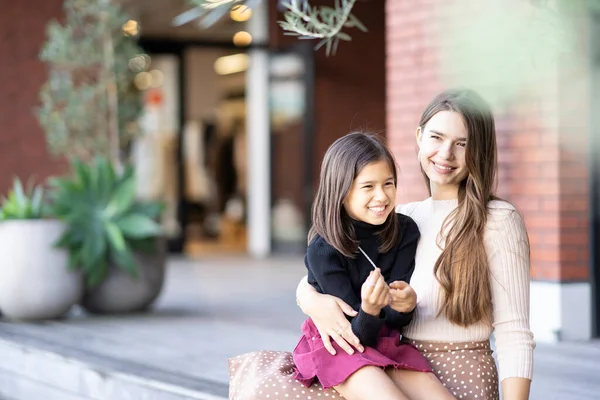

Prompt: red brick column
[
  {"left": 0, "top": 0, "right": 67, "bottom": 194},
  {"left": 385, "top": 0, "right": 590, "bottom": 284},
  {"left": 385, "top": 0, "right": 442, "bottom": 204}
]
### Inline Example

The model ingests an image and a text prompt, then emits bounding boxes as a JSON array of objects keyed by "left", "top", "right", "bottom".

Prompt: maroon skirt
[{"left": 292, "top": 318, "right": 432, "bottom": 389}]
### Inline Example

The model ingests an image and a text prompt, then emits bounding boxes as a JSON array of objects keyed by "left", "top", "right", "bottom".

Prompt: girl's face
[
  {"left": 343, "top": 160, "right": 396, "bottom": 225},
  {"left": 416, "top": 111, "right": 469, "bottom": 199}
]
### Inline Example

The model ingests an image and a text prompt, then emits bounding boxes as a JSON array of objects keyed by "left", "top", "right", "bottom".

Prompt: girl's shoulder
[
  {"left": 392, "top": 212, "right": 420, "bottom": 248},
  {"left": 393, "top": 210, "right": 418, "bottom": 231},
  {"left": 307, "top": 234, "right": 339, "bottom": 257}
]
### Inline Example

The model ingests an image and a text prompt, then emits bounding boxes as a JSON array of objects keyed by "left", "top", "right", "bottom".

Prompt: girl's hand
[
  {"left": 360, "top": 268, "right": 390, "bottom": 316},
  {"left": 298, "top": 278, "right": 364, "bottom": 355},
  {"left": 389, "top": 281, "right": 417, "bottom": 313}
]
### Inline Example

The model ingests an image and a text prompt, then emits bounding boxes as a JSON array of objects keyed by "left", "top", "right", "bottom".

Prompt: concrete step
[
  {"left": 0, "top": 256, "right": 307, "bottom": 400},
  {"left": 0, "top": 329, "right": 228, "bottom": 400}
]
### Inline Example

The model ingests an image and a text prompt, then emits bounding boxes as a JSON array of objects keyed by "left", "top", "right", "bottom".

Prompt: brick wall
[
  {"left": 310, "top": 0, "right": 387, "bottom": 179},
  {"left": 270, "top": 0, "right": 386, "bottom": 216},
  {"left": 385, "top": 0, "right": 590, "bottom": 282},
  {"left": 385, "top": 0, "right": 441, "bottom": 203},
  {"left": 0, "top": 0, "right": 67, "bottom": 195}
]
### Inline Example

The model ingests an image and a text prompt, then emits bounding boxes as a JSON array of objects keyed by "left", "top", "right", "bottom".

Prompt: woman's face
[{"left": 416, "top": 111, "right": 469, "bottom": 198}]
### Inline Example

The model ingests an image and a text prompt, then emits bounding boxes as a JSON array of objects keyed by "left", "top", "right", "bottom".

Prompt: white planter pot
[{"left": 0, "top": 220, "right": 83, "bottom": 320}]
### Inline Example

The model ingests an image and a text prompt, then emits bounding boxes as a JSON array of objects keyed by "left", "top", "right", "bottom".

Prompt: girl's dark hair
[
  {"left": 308, "top": 132, "right": 400, "bottom": 257},
  {"left": 419, "top": 88, "right": 498, "bottom": 327}
]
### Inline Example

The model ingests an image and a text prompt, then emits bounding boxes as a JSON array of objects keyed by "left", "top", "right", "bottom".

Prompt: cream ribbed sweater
[{"left": 397, "top": 198, "right": 535, "bottom": 382}]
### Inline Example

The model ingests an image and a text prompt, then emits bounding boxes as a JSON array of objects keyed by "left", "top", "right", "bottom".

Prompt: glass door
[{"left": 268, "top": 43, "right": 315, "bottom": 254}]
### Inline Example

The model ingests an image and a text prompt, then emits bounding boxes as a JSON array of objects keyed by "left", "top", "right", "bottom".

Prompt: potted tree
[
  {"left": 35, "top": 0, "right": 167, "bottom": 314},
  {"left": 0, "top": 179, "right": 83, "bottom": 320},
  {"left": 37, "top": 0, "right": 145, "bottom": 169},
  {"left": 49, "top": 157, "right": 166, "bottom": 314}
]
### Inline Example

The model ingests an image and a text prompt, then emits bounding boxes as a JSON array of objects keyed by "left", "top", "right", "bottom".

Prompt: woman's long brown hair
[{"left": 419, "top": 89, "right": 498, "bottom": 327}]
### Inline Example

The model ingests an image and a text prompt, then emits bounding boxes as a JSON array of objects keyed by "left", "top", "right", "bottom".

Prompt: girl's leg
[
  {"left": 386, "top": 369, "right": 456, "bottom": 400},
  {"left": 334, "top": 366, "right": 410, "bottom": 400}
]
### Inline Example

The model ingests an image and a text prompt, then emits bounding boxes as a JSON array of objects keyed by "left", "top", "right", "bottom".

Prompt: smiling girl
[{"left": 292, "top": 133, "right": 455, "bottom": 400}]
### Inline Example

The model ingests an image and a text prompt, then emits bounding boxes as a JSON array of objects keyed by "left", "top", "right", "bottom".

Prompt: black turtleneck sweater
[{"left": 305, "top": 213, "right": 420, "bottom": 347}]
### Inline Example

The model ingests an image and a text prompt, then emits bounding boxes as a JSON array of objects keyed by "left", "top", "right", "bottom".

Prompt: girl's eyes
[{"left": 362, "top": 182, "right": 395, "bottom": 189}]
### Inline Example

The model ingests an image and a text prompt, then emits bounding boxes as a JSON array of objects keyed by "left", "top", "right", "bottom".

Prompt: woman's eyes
[{"left": 430, "top": 135, "right": 467, "bottom": 147}]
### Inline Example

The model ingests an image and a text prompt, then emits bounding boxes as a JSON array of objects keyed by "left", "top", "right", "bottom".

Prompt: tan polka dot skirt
[
  {"left": 403, "top": 338, "right": 499, "bottom": 400},
  {"left": 228, "top": 341, "right": 498, "bottom": 400},
  {"left": 229, "top": 350, "right": 343, "bottom": 400}
]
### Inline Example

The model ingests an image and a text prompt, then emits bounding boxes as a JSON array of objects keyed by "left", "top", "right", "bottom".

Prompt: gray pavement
[{"left": 0, "top": 255, "right": 598, "bottom": 399}]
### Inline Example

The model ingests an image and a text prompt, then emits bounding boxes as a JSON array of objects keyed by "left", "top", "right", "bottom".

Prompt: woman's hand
[
  {"left": 305, "top": 294, "right": 365, "bottom": 356},
  {"left": 297, "top": 277, "right": 364, "bottom": 355},
  {"left": 389, "top": 281, "right": 417, "bottom": 313},
  {"left": 360, "top": 268, "right": 390, "bottom": 316}
]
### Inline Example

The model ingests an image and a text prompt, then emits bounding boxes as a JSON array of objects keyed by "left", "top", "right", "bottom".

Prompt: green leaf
[
  {"left": 87, "top": 158, "right": 101, "bottom": 198},
  {"left": 73, "top": 158, "right": 92, "bottom": 188},
  {"left": 315, "top": 38, "right": 328, "bottom": 51},
  {"left": 336, "top": 32, "right": 351, "bottom": 41},
  {"left": 332, "top": 37, "right": 340, "bottom": 54},
  {"left": 347, "top": 14, "right": 368, "bottom": 32},
  {"left": 105, "top": 177, "right": 136, "bottom": 217},
  {"left": 121, "top": 164, "right": 135, "bottom": 183},
  {"left": 31, "top": 187, "right": 44, "bottom": 216},
  {"left": 105, "top": 221, "right": 126, "bottom": 252},
  {"left": 115, "top": 214, "right": 162, "bottom": 239},
  {"left": 130, "top": 201, "right": 163, "bottom": 219},
  {"left": 111, "top": 246, "right": 138, "bottom": 278},
  {"left": 0, "top": 178, "right": 47, "bottom": 219},
  {"left": 129, "top": 237, "right": 157, "bottom": 254},
  {"left": 12, "top": 178, "right": 26, "bottom": 207},
  {"left": 284, "top": 12, "right": 296, "bottom": 25},
  {"left": 80, "top": 233, "right": 107, "bottom": 269},
  {"left": 85, "top": 259, "right": 108, "bottom": 288},
  {"left": 2, "top": 201, "right": 17, "bottom": 218},
  {"left": 54, "top": 230, "right": 76, "bottom": 249},
  {"left": 95, "top": 157, "right": 115, "bottom": 204},
  {"left": 68, "top": 251, "right": 81, "bottom": 271},
  {"left": 320, "top": 6, "right": 336, "bottom": 23},
  {"left": 279, "top": 1, "right": 293, "bottom": 11}
]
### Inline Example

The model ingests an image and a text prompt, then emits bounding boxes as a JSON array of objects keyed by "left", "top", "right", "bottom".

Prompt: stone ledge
[{"left": 0, "top": 329, "right": 228, "bottom": 400}]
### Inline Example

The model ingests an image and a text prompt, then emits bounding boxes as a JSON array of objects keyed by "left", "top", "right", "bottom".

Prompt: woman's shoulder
[
  {"left": 487, "top": 199, "right": 519, "bottom": 219},
  {"left": 395, "top": 200, "right": 426, "bottom": 216},
  {"left": 485, "top": 199, "right": 527, "bottom": 234},
  {"left": 487, "top": 199, "right": 516, "bottom": 212}
]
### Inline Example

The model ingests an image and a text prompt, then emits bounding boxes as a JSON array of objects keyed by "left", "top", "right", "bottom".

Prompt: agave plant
[
  {"left": 48, "top": 157, "right": 163, "bottom": 287},
  {"left": 0, "top": 178, "right": 47, "bottom": 220}
]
